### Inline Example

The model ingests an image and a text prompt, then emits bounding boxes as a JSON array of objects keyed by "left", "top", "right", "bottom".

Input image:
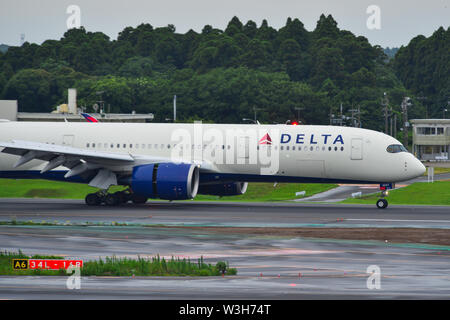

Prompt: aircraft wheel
[
  {"left": 85, "top": 193, "right": 101, "bottom": 206},
  {"left": 132, "top": 195, "right": 148, "bottom": 205},
  {"left": 376, "top": 198, "right": 388, "bottom": 209},
  {"left": 104, "top": 194, "right": 120, "bottom": 206},
  {"left": 114, "top": 191, "right": 128, "bottom": 204}
]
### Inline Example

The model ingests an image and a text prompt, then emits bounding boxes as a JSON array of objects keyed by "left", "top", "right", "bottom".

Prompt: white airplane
[{"left": 0, "top": 121, "right": 425, "bottom": 209}]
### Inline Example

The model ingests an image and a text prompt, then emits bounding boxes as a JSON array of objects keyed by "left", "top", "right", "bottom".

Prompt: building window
[{"left": 417, "top": 127, "right": 436, "bottom": 135}]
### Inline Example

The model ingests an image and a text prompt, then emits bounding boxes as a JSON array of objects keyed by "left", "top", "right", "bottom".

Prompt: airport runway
[
  {"left": 0, "top": 198, "right": 449, "bottom": 229},
  {"left": 0, "top": 199, "right": 449, "bottom": 299}
]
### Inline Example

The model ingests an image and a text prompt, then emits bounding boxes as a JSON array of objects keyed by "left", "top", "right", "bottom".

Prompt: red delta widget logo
[
  {"left": 259, "top": 133, "right": 344, "bottom": 145},
  {"left": 258, "top": 133, "right": 272, "bottom": 145}
]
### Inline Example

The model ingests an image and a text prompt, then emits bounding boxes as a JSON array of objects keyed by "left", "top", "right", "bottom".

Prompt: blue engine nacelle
[
  {"left": 131, "top": 163, "right": 199, "bottom": 200},
  {"left": 198, "top": 182, "right": 248, "bottom": 196}
]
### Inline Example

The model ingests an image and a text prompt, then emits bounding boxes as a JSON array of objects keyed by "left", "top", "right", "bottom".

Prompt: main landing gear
[{"left": 85, "top": 189, "right": 147, "bottom": 206}]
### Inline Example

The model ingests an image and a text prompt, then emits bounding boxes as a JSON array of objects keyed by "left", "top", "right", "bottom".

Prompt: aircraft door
[
  {"left": 237, "top": 136, "right": 249, "bottom": 160},
  {"left": 351, "top": 138, "right": 363, "bottom": 160},
  {"left": 62, "top": 135, "right": 74, "bottom": 147}
]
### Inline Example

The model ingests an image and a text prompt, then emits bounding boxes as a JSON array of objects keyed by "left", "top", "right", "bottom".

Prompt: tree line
[{"left": 0, "top": 15, "right": 447, "bottom": 131}]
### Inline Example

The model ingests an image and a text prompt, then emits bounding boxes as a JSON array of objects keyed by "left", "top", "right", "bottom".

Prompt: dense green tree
[
  {"left": 0, "top": 14, "right": 443, "bottom": 134},
  {"left": 393, "top": 27, "right": 449, "bottom": 118},
  {"left": 118, "top": 56, "right": 154, "bottom": 77},
  {"left": 3, "top": 69, "right": 54, "bottom": 112}
]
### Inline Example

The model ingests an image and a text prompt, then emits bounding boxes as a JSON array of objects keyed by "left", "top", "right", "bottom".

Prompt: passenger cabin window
[{"left": 387, "top": 144, "right": 408, "bottom": 153}]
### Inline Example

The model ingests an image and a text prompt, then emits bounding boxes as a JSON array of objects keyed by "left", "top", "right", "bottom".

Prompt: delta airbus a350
[{"left": 0, "top": 120, "right": 425, "bottom": 209}]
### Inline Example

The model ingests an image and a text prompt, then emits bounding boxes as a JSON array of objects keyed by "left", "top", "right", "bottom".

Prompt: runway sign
[
  {"left": 12, "top": 259, "right": 83, "bottom": 270},
  {"left": 12, "top": 259, "right": 28, "bottom": 270}
]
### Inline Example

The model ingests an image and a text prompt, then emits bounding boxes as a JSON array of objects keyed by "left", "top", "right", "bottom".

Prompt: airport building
[
  {"left": 0, "top": 89, "right": 154, "bottom": 123},
  {"left": 411, "top": 119, "right": 450, "bottom": 161}
]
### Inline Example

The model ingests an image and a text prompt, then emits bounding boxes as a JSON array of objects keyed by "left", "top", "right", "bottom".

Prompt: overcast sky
[{"left": 0, "top": 0, "right": 448, "bottom": 48}]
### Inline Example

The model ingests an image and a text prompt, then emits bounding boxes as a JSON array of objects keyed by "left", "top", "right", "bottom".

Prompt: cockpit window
[{"left": 386, "top": 144, "right": 408, "bottom": 153}]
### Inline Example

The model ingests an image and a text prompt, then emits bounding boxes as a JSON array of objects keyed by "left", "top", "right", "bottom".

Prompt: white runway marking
[{"left": 347, "top": 219, "right": 450, "bottom": 223}]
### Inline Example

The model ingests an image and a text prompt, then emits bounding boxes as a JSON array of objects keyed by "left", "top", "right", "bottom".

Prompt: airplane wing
[
  {"left": 0, "top": 140, "right": 218, "bottom": 189},
  {"left": 0, "top": 140, "right": 136, "bottom": 189}
]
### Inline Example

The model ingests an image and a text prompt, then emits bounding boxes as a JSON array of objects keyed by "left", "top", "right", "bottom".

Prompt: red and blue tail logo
[{"left": 81, "top": 113, "right": 99, "bottom": 123}]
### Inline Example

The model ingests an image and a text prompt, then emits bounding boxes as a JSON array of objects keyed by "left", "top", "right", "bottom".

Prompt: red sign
[{"left": 28, "top": 259, "right": 83, "bottom": 270}]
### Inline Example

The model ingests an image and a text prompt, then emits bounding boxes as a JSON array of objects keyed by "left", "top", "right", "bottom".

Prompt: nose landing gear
[
  {"left": 376, "top": 184, "right": 393, "bottom": 209},
  {"left": 376, "top": 195, "right": 388, "bottom": 209}
]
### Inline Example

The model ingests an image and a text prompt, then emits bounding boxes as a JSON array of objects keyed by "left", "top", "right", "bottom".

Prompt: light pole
[
  {"left": 253, "top": 107, "right": 263, "bottom": 123},
  {"left": 96, "top": 91, "right": 105, "bottom": 113},
  {"left": 349, "top": 105, "right": 361, "bottom": 128},
  {"left": 381, "top": 92, "right": 391, "bottom": 134},
  {"left": 173, "top": 95, "right": 177, "bottom": 122},
  {"left": 294, "top": 107, "right": 304, "bottom": 122},
  {"left": 444, "top": 100, "right": 449, "bottom": 119},
  {"left": 401, "top": 97, "right": 412, "bottom": 150}
]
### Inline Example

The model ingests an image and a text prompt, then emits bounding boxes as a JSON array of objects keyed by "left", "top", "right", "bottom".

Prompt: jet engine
[
  {"left": 131, "top": 163, "right": 199, "bottom": 200},
  {"left": 198, "top": 182, "right": 248, "bottom": 196}
]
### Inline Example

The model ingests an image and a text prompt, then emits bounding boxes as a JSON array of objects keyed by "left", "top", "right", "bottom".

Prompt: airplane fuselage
[{"left": 0, "top": 122, "right": 425, "bottom": 185}]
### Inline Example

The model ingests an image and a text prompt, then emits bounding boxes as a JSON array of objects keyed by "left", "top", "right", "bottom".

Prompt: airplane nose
[{"left": 411, "top": 158, "right": 426, "bottom": 178}]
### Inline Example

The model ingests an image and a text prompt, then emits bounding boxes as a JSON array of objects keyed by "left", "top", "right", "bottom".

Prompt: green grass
[
  {"left": 0, "top": 250, "right": 237, "bottom": 276},
  {"left": 195, "top": 182, "right": 337, "bottom": 202},
  {"left": 82, "top": 255, "right": 237, "bottom": 276},
  {"left": 423, "top": 167, "right": 450, "bottom": 176},
  {"left": 0, "top": 179, "right": 99, "bottom": 199},
  {"left": 0, "top": 179, "right": 337, "bottom": 202},
  {"left": 343, "top": 181, "right": 450, "bottom": 206},
  {"left": 0, "top": 250, "right": 66, "bottom": 276}
]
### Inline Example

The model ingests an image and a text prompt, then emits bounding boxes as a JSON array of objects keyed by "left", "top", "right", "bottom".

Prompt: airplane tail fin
[{"left": 81, "top": 113, "right": 99, "bottom": 123}]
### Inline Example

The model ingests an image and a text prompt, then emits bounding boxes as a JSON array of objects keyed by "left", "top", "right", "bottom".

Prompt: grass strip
[
  {"left": 343, "top": 181, "right": 450, "bottom": 206},
  {"left": 0, "top": 250, "right": 237, "bottom": 277},
  {"left": 0, "top": 179, "right": 337, "bottom": 202}
]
